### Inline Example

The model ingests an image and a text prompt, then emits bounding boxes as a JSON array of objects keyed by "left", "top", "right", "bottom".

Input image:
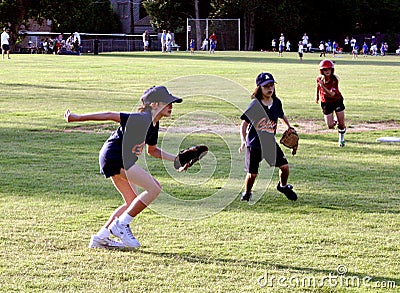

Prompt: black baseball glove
[{"left": 174, "top": 145, "right": 209, "bottom": 172}]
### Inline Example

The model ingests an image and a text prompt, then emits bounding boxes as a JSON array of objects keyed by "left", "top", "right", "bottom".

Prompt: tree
[
  {"left": 142, "top": 0, "right": 194, "bottom": 33},
  {"left": 0, "top": 0, "right": 121, "bottom": 34},
  {"left": 210, "top": 0, "right": 262, "bottom": 51}
]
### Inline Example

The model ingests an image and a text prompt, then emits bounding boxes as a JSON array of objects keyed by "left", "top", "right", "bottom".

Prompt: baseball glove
[
  {"left": 174, "top": 145, "right": 209, "bottom": 172},
  {"left": 280, "top": 127, "right": 299, "bottom": 155}
]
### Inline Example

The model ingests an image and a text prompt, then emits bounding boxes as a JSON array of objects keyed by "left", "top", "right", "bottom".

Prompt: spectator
[
  {"left": 166, "top": 30, "right": 172, "bottom": 52},
  {"left": 380, "top": 42, "right": 388, "bottom": 56},
  {"left": 271, "top": 39, "right": 276, "bottom": 52},
  {"left": 73, "top": 32, "right": 81, "bottom": 54},
  {"left": 286, "top": 40, "right": 291, "bottom": 51},
  {"left": 1, "top": 27, "right": 11, "bottom": 60},
  {"left": 326, "top": 40, "right": 332, "bottom": 53},
  {"left": 302, "top": 33, "right": 309, "bottom": 52},
  {"left": 201, "top": 37, "right": 208, "bottom": 51},
  {"left": 319, "top": 41, "right": 326, "bottom": 57},
  {"left": 298, "top": 41, "right": 304, "bottom": 61},
  {"left": 362, "top": 42, "right": 369, "bottom": 57},
  {"left": 350, "top": 37, "right": 356, "bottom": 52},
  {"left": 142, "top": 30, "right": 149, "bottom": 52},
  {"left": 43, "top": 38, "right": 49, "bottom": 54},
  {"left": 189, "top": 39, "right": 195, "bottom": 54},
  {"left": 161, "top": 30, "right": 167, "bottom": 52},
  {"left": 332, "top": 41, "right": 338, "bottom": 57},
  {"left": 352, "top": 43, "right": 359, "bottom": 59},
  {"left": 370, "top": 42, "right": 377, "bottom": 55},
  {"left": 307, "top": 41, "right": 312, "bottom": 53},
  {"left": 343, "top": 36, "right": 350, "bottom": 53},
  {"left": 278, "top": 33, "right": 285, "bottom": 57},
  {"left": 209, "top": 32, "right": 217, "bottom": 54}
]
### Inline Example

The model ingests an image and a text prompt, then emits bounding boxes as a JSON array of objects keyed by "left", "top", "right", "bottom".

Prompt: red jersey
[{"left": 316, "top": 76, "right": 342, "bottom": 103}]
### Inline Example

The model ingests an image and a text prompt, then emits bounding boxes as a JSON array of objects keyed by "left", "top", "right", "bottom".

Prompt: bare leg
[
  {"left": 123, "top": 165, "right": 162, "bottom": 217},
  {"left": 244, "top": 173, "right": 257, "bottom": 193},
  {"left": 279, "top": 164, "right": 289, "bottom": 186},
  {"left": 324, "top": 113, "right": 336, "bottom": 129},
  {"left": 336, "top": 110, "right": 345, "bottom": 130},
  {"left": 100, "top": 172, "right": 138, "bottom": 228}
]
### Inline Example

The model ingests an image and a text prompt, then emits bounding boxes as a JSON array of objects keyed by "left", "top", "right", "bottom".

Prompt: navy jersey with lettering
[
  {"left": 99, "top": 111, "right": 158, "bottom": 178},
  {"left": 240, "top": 97, "right": 284, "bottom": 148}
]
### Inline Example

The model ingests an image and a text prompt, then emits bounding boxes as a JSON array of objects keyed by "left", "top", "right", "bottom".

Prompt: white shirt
[
  {"left": 1, "top": 31, "right": 10, "bottom": 46},
  {"left": 73, "top": 32, "right": 81, "bottom": 45}
]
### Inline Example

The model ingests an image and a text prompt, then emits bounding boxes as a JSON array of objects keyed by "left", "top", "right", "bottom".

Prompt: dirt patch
[{"left": 63, "top": 120, "right": 399, "bottom": 135}]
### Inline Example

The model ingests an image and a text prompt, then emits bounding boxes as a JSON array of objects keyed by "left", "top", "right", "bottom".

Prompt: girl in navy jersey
[
  {"left": 64, "top": 86, "right": 182, "bottom": 249},
  {"left": 238, "top": 72, "right": 298, "bottom": 202},
  {"left": 315, "top": 60, "right": 346, "bottom": 147}
]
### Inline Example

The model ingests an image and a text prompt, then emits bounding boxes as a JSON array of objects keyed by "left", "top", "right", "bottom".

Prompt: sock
[
  {"left": 96, "top": 227, "right": 110, "bottom": 239},
  {"left": 118, "top": 213, "right": 134, "bottom": 226},
  {"left": 338, "top": 128, "right": 346, "bottom": 141}
]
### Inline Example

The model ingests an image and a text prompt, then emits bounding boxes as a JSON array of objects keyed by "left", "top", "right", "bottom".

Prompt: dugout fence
[{"left": 186, "top": 18, "right": 241, "bottom": 51}]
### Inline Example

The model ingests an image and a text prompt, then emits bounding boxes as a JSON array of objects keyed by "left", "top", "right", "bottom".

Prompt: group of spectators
[
  {"left": 160, "top": 30, "right": 178, "bottom": 53},
  {"left": 30, "top": 32, "right": 81, "bottom": 55},
  {"left": 268, "top": 33, "right": 398, "bottom": 58}
]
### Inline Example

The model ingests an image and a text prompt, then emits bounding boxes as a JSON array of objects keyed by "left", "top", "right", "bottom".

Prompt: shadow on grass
[
  {"left": 90, "top": 52, "right": 400, "bottom": 67},
  {"left": 0, "top": 81, "right": 69, "bottom": 91},
  {"left": 140, "top": 250, "right": 400, "bottom": 287},
  {"left": 1, "top": 128, "right": 398, "bottom": 215}
]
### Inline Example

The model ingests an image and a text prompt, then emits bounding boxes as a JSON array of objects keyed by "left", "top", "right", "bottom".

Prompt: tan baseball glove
[{"left": 280, "top": 127, "right": 299, "bottom": 155}]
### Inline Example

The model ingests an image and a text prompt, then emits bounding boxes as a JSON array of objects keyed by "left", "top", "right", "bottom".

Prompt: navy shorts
[
  {"left": 245, "top": 143, "right": 288, "bottom": 174},
  {"left": 321, "top": 98, "right": 345, "bottom": 115},
  {"left": 2, "top": 44, "right": 10, "bottom": 51},
  {"left": 99, "top": 144, "right": 137, "bottom": 178},
  {"left": 99, "top": 152, "right": 123, "bottom": 178}
]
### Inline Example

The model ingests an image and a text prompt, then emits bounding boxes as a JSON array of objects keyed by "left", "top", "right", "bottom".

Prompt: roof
[{"left": 135, "top": 15, "right": 152, "bottom": 26}]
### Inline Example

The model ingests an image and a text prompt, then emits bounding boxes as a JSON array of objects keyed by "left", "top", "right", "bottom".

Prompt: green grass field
[{"left": 0, "top": 51, "right": 399, "bottom": 292}]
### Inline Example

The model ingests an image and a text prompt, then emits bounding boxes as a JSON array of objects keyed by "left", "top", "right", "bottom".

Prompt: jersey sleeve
[
  {"left": 276, "top": 98, "right": 284, "bottom": 118},
  {"left": 119, "top": 113, "right": 130, "bottom": 129}
]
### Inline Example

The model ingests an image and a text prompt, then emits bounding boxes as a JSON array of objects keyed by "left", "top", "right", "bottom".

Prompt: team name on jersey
[{"left": 256, "top": 117, "right": 276, "bottom": 134}]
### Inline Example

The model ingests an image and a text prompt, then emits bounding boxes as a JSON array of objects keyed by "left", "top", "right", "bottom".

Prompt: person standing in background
[
  {"left": 209, "top": 32, "right": 217, "bottom": 54},
  {"left": 161, "top": 30, "right": 167, "bottom": 52},
  {"left": 1, "top": 27, "right": 11, "bottom": 60}
]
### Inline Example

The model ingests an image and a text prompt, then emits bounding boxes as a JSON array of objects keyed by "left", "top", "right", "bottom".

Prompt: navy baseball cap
[
  {"left": 256, "top": 72, "right": 276, "bottom": 87},
  {"left": 141, "top": 86, "right": 182, "bottom": 104}
]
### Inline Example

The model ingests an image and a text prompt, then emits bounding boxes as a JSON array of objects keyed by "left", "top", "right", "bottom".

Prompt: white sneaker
[
  {"left": 110, "top": 219, "right": 141, "bottom": 248},
  {"left": 89, "top": 235, "right": 125, "bottom": 249}
]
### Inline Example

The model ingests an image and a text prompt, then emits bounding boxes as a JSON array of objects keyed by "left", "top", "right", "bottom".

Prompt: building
[{"left": 110, "top": 0, "right": 153, "bottom": 34}]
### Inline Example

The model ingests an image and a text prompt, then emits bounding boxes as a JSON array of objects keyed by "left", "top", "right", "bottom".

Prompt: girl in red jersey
[{"left": 315, "top": 60, "right": 347, "bottom": 147}]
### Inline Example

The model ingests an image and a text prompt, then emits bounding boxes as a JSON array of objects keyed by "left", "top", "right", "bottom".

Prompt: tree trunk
[
  {"left": 194, "top": 0, "right": 202, "bottom": 50},
  {"left": 243, "top": 13, "right": 248, "bottom": 50},
  {"left": 244, "top": 11, "right": 255, "bottom": 51}
]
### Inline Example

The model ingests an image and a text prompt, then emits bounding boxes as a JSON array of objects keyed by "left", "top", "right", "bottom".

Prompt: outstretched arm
[
  {"left": 64, "top": 109, "right": 121, "bottom": 123},
  {"left": 147, "top": 144, "right": 176, "bottom": 161}
]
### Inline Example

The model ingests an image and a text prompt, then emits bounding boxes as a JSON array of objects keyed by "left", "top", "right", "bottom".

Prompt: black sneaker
[
  {"left": 240, "top": 191, "right": 252, "bottom": 202},
  {"left": 277, "top": 182, "right": 297, "bottom": 201}
]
